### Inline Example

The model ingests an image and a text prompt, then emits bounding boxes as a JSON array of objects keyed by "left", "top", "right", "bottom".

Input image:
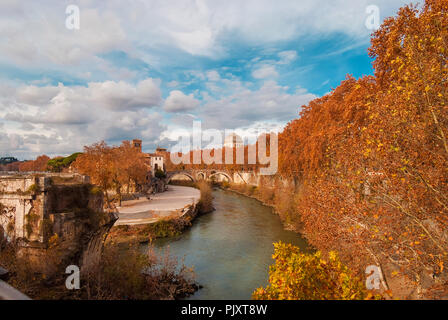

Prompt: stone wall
[
  {"left": 0, "top": 173, "right": 117, "bottom": 270},
  {"left": 232, "top": 171, "right": 260, "bottom": 185}
]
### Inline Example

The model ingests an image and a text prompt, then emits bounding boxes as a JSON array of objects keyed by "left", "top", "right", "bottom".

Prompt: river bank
[
  {"left": 108, "top": 183, "right": 213, "bottom": 244},
  {"left": 108, "top": 204, "right": 198, "bottom": 244},
  {"left": 220, "top": 182, "right": 423, "bottom": 299},
  {"left": 151, "top": 188, "right": 310, "bottom": 300},
  {"left": 220, "top": 182, "right": 301, "bottom": 232}
]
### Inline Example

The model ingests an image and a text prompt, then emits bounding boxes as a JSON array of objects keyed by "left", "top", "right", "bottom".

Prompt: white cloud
[
  {"left": 0, "top": 5, "right": 127, "bottom": 67},
  {"left": 89, "top": 79, "right": 162, "bottom": 110},
  {"left": 0, "top": 79, "right": 167, "bottom": 158},
  {"left": 11, "top": 79, "right": 162, "bottom": 115},
  {"left": 0, "top": 0, "right": 413, "bottom": 68},
  {"left": 0, "top": 0, "right": 416, "bottom": 159},
  {"left": 167, "top": 80, "right": 180, "bottom": 88},
  {"left": 252, "top": 65, "right": 279, "bottom": 79},
  {"left": 164, "top": 90, "right": 200, "bottom": 113},
  {"left": 206, "top": 70, "right": 221, "bottom": 81},
  {"left": 198, "top": 80, "right": 316, "bottom": 129},
  {"left": 278, "top": 50, "right": 298, "bottom": 64}
]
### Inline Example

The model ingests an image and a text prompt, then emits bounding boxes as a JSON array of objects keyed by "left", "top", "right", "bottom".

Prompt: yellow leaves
[
  {"left": 425, "top": 85, "right": 431, "bottom": 92},
  {"left": 363, "top": 148, "right": 371, "bottom": 157},
  {"left": 253, "top": 243, "right": 368, "bottom": 300},
  {"left": 410, "top": 240, "right": 421, "bottom": 247},
  {"left": 391, "top": 271, "right": 399, "bottom": 277},
  {"left": 48, "top": 234, "right": 59, "bottom": 248}
]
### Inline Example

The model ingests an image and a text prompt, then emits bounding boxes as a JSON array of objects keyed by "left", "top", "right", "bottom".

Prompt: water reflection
[{"left": 151, "top": 188, "right": 310, "bottom": 300}]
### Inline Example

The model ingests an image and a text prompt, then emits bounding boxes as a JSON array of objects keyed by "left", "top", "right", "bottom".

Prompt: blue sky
[{"left": 0, "top": 0, "right": 415, "bottom": 159}]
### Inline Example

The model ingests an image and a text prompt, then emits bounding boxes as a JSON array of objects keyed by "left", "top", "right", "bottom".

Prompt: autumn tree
[
  {"left": 73, "top": 141, "right": 115, "bottom": 207},
  {"left": 111, "top": 141, "right": 149, "bottom": 206},
  {"left": 19, "top": 155, "right": 50, "bottom": 172},
  {"left": 74, "top": 140, "right": 149, "bottom": 207},
  {"left": 276, "top": 0, "right": 448, "bottom": 297}
]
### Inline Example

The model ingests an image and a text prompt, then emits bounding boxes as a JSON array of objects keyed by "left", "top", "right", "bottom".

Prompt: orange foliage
[
  {"left": 73, "top": 141, "right": 149, "bottom": 207},
  {"left": 18, "top": 155, "right": 50, "bottom": 172},
  {"left": 277, "top": 0, "right": 448, "bottom": 294}
]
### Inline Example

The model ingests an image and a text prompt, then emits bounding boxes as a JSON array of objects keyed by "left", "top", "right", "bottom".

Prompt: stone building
[
  {"left": 0, "top": 172, "right": 117, "bottom": 270},
  {"left": 132, "top": 139, "right": 142, "bottom": 152},
  {"left": 146, "top": 147, "right": 167, "bottom": 177}
]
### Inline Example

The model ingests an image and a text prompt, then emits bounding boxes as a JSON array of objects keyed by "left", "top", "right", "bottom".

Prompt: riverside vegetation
[
  {"left": 3, "top": 0, "right": 446, "bottom": 300},
  {"left": 223, "top": 0, "right": 448, "bottom": 299},
  {"left": 0, "top": 240, "right": 198, "bottom": 300}
]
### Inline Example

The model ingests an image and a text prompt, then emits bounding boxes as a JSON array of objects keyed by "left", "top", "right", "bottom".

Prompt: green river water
[{"left": 152, "top": 188, "right": 310, "bottom": 300}]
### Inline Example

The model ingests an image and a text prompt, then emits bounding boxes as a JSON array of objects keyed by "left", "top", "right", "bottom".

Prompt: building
[
  {"left": 148, "top": 154, "right": 164, "bottom": 173},
  {"left": 0, "top": 172, "right": 117, "bottom": 270},
  {"left": 132, "top": 139, "right": 142, "bottom": 153},
  {"left": 146, "top": 148, "right": 167, "bottom": 177},
  {"left": 131, "top": 139, "right": 167, "bottom": 177},
  {"left": 224, "top": 133, "right": 244, "bottom": 148}
]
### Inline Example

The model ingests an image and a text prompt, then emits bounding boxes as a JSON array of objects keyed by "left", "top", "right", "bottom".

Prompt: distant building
[
  {"left": 146, "top": 147, "right": 167, "bottom": 177},
  {"left": 148, "top": 154, "right": 164, "bottom": 173},
  {"left": 132, "top": 139, "right": 142, "bottom": 153},
  {"left": 224, "top": 133, "right": 243, "bottom": 148},
  {"left": 131, "top": 139, "right": 166, "bottom": 177}
]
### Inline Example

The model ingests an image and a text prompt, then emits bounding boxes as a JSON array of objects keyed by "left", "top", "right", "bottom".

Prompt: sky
[{"left": 0, "top": 0, "right": 417, "bottom": 159}]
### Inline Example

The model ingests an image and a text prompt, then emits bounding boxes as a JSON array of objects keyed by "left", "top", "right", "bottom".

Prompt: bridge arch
[
  {"left": 209, "top": 172, "right": 232, "bottom": 183},
  {"left": 196, "top": 172, "right": 206, "bottom": 180},
  {"left": 167, "top": 172, "right": 195, "bottom": 184}
]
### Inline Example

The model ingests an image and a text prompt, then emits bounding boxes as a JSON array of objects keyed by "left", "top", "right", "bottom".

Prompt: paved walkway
[{"left": 115, "top": 185, "right": 200, "bottom": 226}]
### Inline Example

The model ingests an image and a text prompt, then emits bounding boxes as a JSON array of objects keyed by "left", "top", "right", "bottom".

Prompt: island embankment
[{"left": 108, "top": 184, "right": 212, "bottom": 243}]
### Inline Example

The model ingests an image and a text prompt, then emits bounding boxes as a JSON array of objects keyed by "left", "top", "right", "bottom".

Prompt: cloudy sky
[{"left": 0, "top": 0, "right": 415, "bottom": 159}]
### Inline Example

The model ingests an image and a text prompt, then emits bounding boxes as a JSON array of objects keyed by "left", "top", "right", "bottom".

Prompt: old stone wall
[{"left": 0, "top": 173, "right": 117, "bottom": 270}]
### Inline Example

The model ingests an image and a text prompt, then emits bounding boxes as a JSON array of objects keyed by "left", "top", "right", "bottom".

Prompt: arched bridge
[{"left": 166, "top": 169, "right": 237, "bottom": 184}]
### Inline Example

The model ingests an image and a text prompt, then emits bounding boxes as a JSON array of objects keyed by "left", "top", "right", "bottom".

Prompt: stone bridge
[{"left": 166, "top": 169, "right": 260, "bottom": 185}]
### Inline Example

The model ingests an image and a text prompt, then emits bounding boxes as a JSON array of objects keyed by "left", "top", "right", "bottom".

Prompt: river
[{"left": 152, "top": 188, "right": 310, "bottom": 300}]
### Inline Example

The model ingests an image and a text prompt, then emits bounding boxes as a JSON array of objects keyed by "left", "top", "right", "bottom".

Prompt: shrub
[
  {"left": 253, "top": 242, "right": 369, "bottom": 300},
  {"left": 27, "top": 184, "right": 40, "bottom": 194},
  {"left": 0, "top": 241, "right": 198, "bottom": 300},
  {"left": 155, "top": 169, "right": 166, "bottom": 179},
  {"left": 85, "top": 243, "right": 197, "bottom": 300}
]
